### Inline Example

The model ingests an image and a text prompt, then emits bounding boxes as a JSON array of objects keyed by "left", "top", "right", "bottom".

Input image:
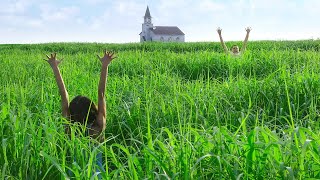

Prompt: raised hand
[
  {"left": 44, "top": 52, "right": 69, "bottom": 118},
  {"left": 242, "top": 27, "right": 252, "bottom": 53},
  {"left": 96, "top": 50, "right": 117, "bottom": 67},
  {"left": 44, "top": 53, "right": 63, "bottom": 67},
  {"left": 217, "top": 27, "right": 222, "bottom": 35},
  {"left": 245, "top": 27, "right": 252, "bottom": 33},
  {"left": 96, "top": 50, "right": 116, "bottom": 138}
]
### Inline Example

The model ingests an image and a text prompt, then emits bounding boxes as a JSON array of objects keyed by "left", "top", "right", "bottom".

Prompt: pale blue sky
[{"left": 0, "top": 0, "right": 319, "bottom": 43}]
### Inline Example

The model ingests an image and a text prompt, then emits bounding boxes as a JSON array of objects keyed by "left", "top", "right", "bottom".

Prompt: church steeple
[
  {"left": 141, "top": 6, "right": 154, "bottom": 42},
  {"left": 144, "top": 6, "right": 151, "bottom": 18},
  {"left": 144, "top": 6, "right": 152, "bottom": 24}
]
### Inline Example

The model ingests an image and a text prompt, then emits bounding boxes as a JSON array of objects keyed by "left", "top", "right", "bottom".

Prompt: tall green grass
[{"left": 1, "top": 41, "right": 320, "bottom": 179}]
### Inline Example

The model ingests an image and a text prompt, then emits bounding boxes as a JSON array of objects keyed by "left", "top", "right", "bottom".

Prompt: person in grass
[
  {"left": 217, "top": 27, "right": 252, "bottom": 56},
  {"left": 44, "top": 51, "right": 116, "bottom": 140},
  {"left": 44, "top": 50, "right": 116, "bottom": 176}
]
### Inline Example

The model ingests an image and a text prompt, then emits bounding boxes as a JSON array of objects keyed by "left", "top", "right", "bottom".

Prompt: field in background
[{"left": 1, "top": 40, "right": 320, "bottom": 179}]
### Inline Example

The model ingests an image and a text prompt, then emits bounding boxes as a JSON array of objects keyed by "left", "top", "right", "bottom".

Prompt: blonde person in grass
[
  {"left": 217, "top": 27, "right": 252, "bottom": 56},
  {"left": 44, "top": 50, "right": 117, "bottom": 178}
]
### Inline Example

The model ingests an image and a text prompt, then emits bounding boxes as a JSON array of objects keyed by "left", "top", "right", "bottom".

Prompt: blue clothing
[
  {"left": 68, "top": 148, "right": 104, "bottom": 179},
  {"left": 68, "top": 124, "right": 105, "bottom": 179},
  {"left": 95, "top": 151, "right": 104, "bottom": 176}
]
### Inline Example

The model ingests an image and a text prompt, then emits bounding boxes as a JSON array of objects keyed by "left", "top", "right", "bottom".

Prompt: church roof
[
  {"left": 144, "top": 6, "right": 151, "bottom": 18},
  {"left": 151, "top": 26, "right": 185, "bottom": 35}
]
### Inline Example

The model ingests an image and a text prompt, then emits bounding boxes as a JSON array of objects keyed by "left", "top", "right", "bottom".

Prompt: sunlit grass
[{"left": 1, "top": 41, "right": 320, "bottom": 179}]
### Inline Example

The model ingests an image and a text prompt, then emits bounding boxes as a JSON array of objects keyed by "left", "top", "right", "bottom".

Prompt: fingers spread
[
  {"left": 96, "top": 54, "right": 101, "bottom": 59},
  {"left": 46, "top": 55, "right": 50, "bottom": 59}
]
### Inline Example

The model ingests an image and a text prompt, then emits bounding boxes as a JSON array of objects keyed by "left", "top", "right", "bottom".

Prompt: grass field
[{"left": 1, "top": 40, "right": 320, "bottom": 179}]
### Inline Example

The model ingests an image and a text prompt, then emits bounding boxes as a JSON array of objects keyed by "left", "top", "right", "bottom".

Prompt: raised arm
[
  {"left": 217, "top": 27, "right": 229, "bottom": 54},
  {"left": 94, "top": 51, "right": 116, "bottom": 135},
  {"left": 44, "top": 53, "right": 69, "bottom": 118},
  {"left": 241, "top": 27, "right": 252, "bottom": 53}
]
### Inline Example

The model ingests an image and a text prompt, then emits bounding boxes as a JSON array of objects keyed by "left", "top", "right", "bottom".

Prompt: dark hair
[
  {"left": 231, "top": 45, "right": 240, "bottom": 51},
  {"left": 69, "top": 95, "right": 98, "bottom": 125}
]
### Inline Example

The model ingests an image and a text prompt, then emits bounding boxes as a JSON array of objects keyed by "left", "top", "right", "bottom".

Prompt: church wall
[
  {"left": 140, "top": 35, "right": 145, "bottom": 42},
  {"left": 150, "top": 33, "right": 185, "bottom": 42}
]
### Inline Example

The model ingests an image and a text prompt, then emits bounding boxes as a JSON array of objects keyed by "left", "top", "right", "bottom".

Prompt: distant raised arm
[
  {"left": 94, "top": 51, "right": 117, "bottom": 136},
  {"left": 241, "top": 27, "right": 252, "bottom": 52},
  {"left": 217, "top": 27, "right": 229, "bottom": 54},
  {"left": 44, "top": 53, "right": 69, "bottom": 118}
]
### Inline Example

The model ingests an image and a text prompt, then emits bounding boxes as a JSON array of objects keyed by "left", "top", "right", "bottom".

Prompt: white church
[{"left": 139, "top": 6, "right": 185, "bottom": 42}]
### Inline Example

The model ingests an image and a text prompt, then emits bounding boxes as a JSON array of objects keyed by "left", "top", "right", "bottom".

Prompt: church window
[
  {"left": 176, "top": 37, "right": 180, "bottom": 41},
  {"left": 160, "top": 37, "right": 164, "bottom": 41}
]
